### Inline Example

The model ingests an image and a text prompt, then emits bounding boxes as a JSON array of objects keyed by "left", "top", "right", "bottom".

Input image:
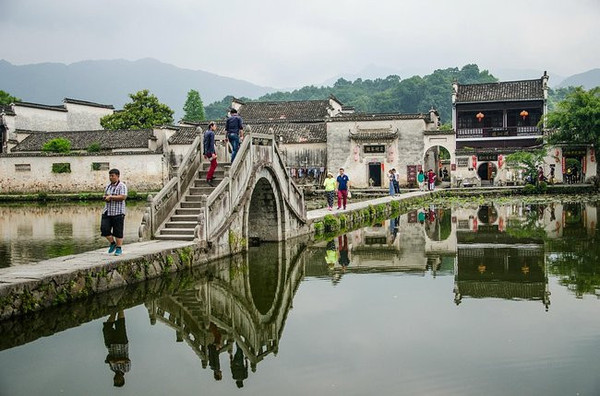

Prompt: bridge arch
[{"left": 246, "top": 167, "right": 285, "bottom": 243}]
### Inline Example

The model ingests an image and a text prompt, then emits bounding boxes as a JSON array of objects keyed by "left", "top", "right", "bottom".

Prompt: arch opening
[{"left": 248, "top": 177, "right": 281, "bottom": 242}]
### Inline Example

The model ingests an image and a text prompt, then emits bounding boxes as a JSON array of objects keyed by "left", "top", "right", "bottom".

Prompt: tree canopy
[
  {"left": 545, "top": 87, "right": 600, "bottom": 147},
  {"left": 205, "top": 64, "right": 498, "bottom": 123},
  {"left": 100, "top": 89, "right": 174, "bottom": 130},
  {"left": 183, "top": 89, "right": 206, "bottom": 122},
  {"left": 0, "top": 90, "right": 21, "bottom": 106}
]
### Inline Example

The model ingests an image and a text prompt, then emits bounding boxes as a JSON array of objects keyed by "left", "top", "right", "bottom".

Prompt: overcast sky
[{"left": 1, "top": 0, "right": 599, "bottom": 88}]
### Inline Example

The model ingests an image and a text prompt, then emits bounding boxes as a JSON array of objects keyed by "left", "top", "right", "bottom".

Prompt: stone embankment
[{"left": 0, "top": 184, "right": 593, "bottom": 320}]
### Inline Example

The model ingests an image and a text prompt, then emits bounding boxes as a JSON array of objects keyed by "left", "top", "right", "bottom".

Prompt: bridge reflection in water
[{"left": 145, "top": 242, "right": 305, "bottom": 386}]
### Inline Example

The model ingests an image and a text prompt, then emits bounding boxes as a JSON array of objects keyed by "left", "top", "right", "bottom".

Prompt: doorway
[
  {"left": 477, "top": 163, "right": 497, "bottom": 185},
  {"left": 368, "top": 162, "right": 382, "bottom": 187}
]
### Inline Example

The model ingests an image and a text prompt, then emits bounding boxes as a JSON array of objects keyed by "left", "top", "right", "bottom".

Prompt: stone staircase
[{"left": 155, "top": 163, "right": 228, "bottom": 241}]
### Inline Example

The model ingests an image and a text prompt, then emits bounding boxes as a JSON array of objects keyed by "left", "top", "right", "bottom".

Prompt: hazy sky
[{"left": 1, "top": 0, "right": 599, "bottom": 88}]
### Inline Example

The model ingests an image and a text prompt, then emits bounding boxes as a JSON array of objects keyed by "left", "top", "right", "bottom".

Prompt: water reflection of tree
[
  {"left": 505, "top": 205, "right": 547, "bottom": 240},
  {"left": 547, "top": 237, "right": 600, "bottom": 298}
]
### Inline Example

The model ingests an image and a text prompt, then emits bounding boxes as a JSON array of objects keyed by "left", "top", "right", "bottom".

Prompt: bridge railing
[
  {"left": 139, "top": 132, "right": 203, "bottom": 240},
  {"left": 196, "top": 131, "right": 306, "bottom": 244}
]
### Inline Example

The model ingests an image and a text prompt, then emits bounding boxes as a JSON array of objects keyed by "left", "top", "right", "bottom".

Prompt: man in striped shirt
[{"left": 101, "top": 169, "right": 128, "bottom": 256}]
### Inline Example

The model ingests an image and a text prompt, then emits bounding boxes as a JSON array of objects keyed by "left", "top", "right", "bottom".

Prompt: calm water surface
[
  {"left": 0, "top": 199, "right": 599, "bottom": 395},
  {"left": 0, "top": 201, "right": 145, "bottom": 266}
]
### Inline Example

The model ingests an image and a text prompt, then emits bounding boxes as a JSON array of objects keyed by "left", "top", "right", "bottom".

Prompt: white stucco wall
[
  {"left": 0, "top": 153, "right": 166, "bottom": 193},
  {"left": 64, "top": 103, "right": 113, "bottom": 131},
  {"left": 13, "top": 106, "right": 68, "bottom": 134},
  {"left": 327, "top": 118, "right": 430, "bottom": 188}
]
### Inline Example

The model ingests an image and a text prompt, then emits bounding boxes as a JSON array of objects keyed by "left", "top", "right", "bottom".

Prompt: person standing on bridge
[
  {"left": 336, "top": 168, "right": 350, "bottom": 210},
  {"left": 102, "top": 169, "right": 127, "bottom": 256},
  {"left": 225, "top": 108, "right": 244, "bottom": 163},
  {"left": 204, "top": 121, "right": 218, "bottom": 186},
  {"left": 323, "top": 172, "right": 336, "bottom": 210}
]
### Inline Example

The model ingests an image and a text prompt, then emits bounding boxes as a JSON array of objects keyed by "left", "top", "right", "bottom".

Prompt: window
[
  {"left": 91, "top": 162, "right": 110, "bottom": 171},
  {"left": 15, "top": 164, "right": 31, "bottom": 172},
  {"left": 52, "top": 163, "right": 71, "bottom": 173}
]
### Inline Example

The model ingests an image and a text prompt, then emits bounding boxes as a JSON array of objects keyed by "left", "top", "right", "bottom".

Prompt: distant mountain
[
  {"left": 0, "top": 58, "right": 276, "bottom": 120},
  {"left": 557, "top": 68, "right": 600, "bottom": 89}
]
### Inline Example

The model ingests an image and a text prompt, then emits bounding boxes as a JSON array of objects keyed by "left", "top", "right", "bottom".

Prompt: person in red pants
[
  {"left": 336, "top": 168, "right": 350, "bottom": 210},
  {"left": 203, "top": 121, "right": 218, "bottom": 186}
]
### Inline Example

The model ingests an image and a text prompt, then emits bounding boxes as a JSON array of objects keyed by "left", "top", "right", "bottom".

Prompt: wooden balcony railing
[{"left": 456, "top": 126, "right": 542, "bottom": 139}]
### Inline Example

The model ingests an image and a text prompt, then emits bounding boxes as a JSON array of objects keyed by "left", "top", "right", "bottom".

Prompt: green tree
[
  {"left": 0, "top": 90, "right": 21, "bottom": 106},
  {"left": 183, "top": 89, "right": 206, "bottom": 122},
  {"left": 100, "top": 89, "right": 173, "bottom": 130},
  {"left": 505, "top": 149, "right": 547, "bottom": 184},
  {"left": 545, "top": 87, "right": 600, "bottom": 147},
  {"left": 42, "top": 138, "right": 71, "bottom": 153}
]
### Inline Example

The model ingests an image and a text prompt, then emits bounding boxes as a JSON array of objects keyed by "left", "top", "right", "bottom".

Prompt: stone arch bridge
[{"left": 139, "top": 131, "right": 308, "bottom": 255}]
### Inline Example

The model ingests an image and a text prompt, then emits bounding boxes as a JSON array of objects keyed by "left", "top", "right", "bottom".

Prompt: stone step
[
  {"left": 159, "top": 228, "right": 195, "bottom": 236},
  {"left": 180, "top": 201, "right": 203, "bottom": 209},
  {"left": 184, "top": 195, "right": 204, "bottom": 202},
  {"left": 193, "top": 178, "right": 221, "bottom": 187},
  {"left": 164, "top": 221, "right": 197, "bottom": 229},
  {"left": 175, "top": 208, "right": 202, "bottom": 216},
  {"left": 189, "top": 186, "right": 214, "bottom": 195},
  {"left": 170, "top": 214, "right": 198, "bottom": 222},
  {"left": 154, "top": 233, "right": 195, "bottom": 241}
]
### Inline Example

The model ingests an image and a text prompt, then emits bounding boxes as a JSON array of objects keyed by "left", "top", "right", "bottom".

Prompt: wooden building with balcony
[{"left": 451, "top": 73, "right": 550, "bottom": 185}]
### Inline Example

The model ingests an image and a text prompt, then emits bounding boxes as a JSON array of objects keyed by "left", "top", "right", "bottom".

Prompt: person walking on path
[
  {"left": 336, "top": 168, "right": 350, "bottom": 210},
  {"left": 323, "top": 172, "right": 336, "bottom": 210},
  {"left": 225, "top": 108, "right": 244, "bottom": 163},
  {"left": 203, "top": 121, "right": 218, "bottom": 186},
  {"left": 102, "top": 169, "right": 127, "bottom": 256},
  {"left": 417, "top": 169, "right": 425, "bottom": 191},
  {"left": 388, "top": 169, "right": 396, "bottom": 196}
]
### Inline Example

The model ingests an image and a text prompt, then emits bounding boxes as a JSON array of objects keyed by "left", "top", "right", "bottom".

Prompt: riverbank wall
[{"left": 0, "top": 184, "right": 595, "bottom": 320}]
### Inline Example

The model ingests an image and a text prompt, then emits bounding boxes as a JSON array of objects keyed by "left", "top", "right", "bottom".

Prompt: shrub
[
  {"left": 91, "top": 162, "right": 102, "bottom": 171},
  {"left": 42, "top": 138, "right": 71, "bottom": 153},
  {"left": 323, "top": 214, "right": 340, "bottom": 232},
  {"left": 86, "top": 142, "right": 101, "bottom": 153}
]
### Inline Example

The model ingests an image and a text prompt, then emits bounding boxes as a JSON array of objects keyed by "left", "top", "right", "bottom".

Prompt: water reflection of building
[{"left": 145, "top": 243, "right": 304, "bottom": 387}]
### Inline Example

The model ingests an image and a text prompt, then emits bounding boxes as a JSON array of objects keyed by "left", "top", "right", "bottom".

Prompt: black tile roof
[
  {"left": 63, "top": 98, "right": 114, "bottom": 109},
  {"left": 14, "top": 102, "right": 67, "bottom": 112},
  {"left": 246, "top": 121, "right": 327, "bottom": 143},
  {"left": 0, "top": 105, "right": 15, "bottom": 116},
  {"left": 456, "top": 79, "right": 544, "bottom": 103},
  {"left": 239, "top": 99, "right": 333, "bottom": 121},
  {"left": 11, "top": 129, "right": 155, "bottom": 152},
  {"left": 168, "top": 121, "right": 327, "bottom": 145},
  {"left": 350, "top": 128, "right": 398, "bottom": 141},
  {"left": 330, "top": 112, "right": 430, "bottom": 122},
  {"left": 168, "top": 124, "right": 227, "bottom": 145}
]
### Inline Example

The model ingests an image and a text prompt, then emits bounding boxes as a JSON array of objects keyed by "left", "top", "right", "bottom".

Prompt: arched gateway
[{"left": 139, "top": 131, "right": 307, "bottom": 255}]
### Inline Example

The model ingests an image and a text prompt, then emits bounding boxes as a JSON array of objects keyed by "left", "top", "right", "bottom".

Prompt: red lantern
[
  {"left": 520, "top": 110, "right": 529, "bottom": 120},
  {"left": 471, "top": 155, "right": 477, "bottom": 168},
  {"left": 476, "top": 112, "right": 484, "bottom": 122},
  {"left": 498, "top": 154, "right": 503, "bottom": 168}
]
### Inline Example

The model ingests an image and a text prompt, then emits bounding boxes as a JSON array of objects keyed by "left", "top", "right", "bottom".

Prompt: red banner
[{"left": 562, "top": 157, "right": 565, "bottom": 174}]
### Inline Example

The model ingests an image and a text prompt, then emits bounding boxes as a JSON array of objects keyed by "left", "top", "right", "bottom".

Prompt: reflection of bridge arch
[{"left": 146, "top": 242, "right": 306, "bottom": 377}]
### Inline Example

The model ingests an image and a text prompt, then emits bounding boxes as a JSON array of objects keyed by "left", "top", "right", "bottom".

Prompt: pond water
[
  {"left": 0, "top": 201, "right": 146, "bottom": 267},
  {"left": 1, "top": 199, "right": 600, "bottom": 395}
]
